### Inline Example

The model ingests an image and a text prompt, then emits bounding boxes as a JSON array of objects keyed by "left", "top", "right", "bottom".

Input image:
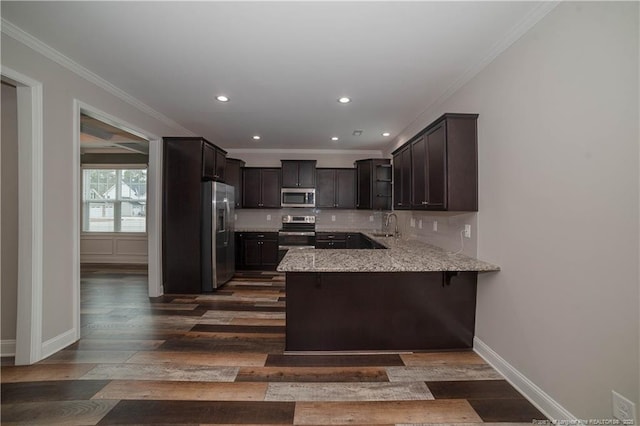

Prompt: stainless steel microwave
[{"left": 281, "top": 188, "right": 315, "bottom": 208}]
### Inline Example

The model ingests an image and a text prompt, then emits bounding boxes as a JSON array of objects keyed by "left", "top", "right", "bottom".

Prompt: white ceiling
[{"left": 2, "top": 1, "right": 546, "bottom": 151}]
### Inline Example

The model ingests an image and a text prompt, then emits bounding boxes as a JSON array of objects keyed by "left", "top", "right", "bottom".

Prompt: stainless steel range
[{"left": 278, "top": 215, "right": 316, "bottom": 261}]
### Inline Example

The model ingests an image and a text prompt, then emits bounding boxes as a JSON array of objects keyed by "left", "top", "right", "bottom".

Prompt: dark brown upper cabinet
[
  {"left": 225, "top": 158, "right": 245, "bottom": 209},
  {"left": 393, "top": 113, "right": 478, "bottom": 212},
  {"left": 281, "top": 160, "right": 316, "bottom": 188},
  {"left": 242, "top": 168, "right": 281, "bottom": 208},
  {"left": 200, "top": 139, "right": 227, "bottom": 181},
  {"left": 355, "top": 159, "right": 392, "bottom": 210},
  {"left": 316, "top": 168, "right": 356, "bottom": 209},
  {"left": 392, "top": 145, "right": 411, "bottom": 210}
]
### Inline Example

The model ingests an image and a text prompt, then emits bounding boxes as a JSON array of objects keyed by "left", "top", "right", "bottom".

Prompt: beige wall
[
  {"left": 1, "top": 82, "right": 19, "bottom": 345},
  {"left": 1, "top": 33, "right": 187, "bottom": 343},
  {"left": 387, "top": 2, "right": 639, "bottom": 417}
]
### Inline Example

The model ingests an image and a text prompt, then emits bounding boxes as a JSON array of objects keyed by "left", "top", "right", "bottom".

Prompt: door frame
[
  {"left": 1, "top": 66, "right": 44, "bottom": 365},
  {"left": 72, "top": 100, "right": 163, "bottom": 341}
]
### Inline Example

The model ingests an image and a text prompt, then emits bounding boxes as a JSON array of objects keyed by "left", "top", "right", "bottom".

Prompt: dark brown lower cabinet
[
  {"left": 285, "top": 271, "right": 477, "bottom": 351},
  {"left": 236, "top": 232, "right": 279, "bottom": 271},
  {"left": 315, "top": 232, "right": 347, "bottom": 249}
]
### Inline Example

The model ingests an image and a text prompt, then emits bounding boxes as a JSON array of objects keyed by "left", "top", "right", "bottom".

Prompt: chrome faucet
[{"left": 384, "top": 213, "right": 399, "bottom": 238}]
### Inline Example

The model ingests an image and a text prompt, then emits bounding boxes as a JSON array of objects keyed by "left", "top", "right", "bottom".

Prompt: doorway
[
  {"left": 0, "top": 68, "right": 44, "bottom": 365},
  {"left": 73, "top": 103, "right": 163, "bottom": 315}
]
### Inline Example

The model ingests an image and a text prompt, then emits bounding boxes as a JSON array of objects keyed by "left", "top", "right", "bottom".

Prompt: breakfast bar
[{"left": 277, "top": 233, "right": 499, "bottom": 352}]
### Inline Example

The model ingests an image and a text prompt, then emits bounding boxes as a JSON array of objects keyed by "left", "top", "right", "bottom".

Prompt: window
[{"left": 82, "top": 167, "right": 147, "bottom": 233}]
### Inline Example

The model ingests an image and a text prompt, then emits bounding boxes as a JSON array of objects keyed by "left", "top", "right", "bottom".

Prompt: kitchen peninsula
[{"left": 277, "top": 233, "right": 499, "bottom": 352}]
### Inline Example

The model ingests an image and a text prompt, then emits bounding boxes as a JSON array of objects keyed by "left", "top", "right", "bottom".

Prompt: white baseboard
[
  {"left": 41, "top": 328, "right": 78, "bottom": 360},
  {"left": 474, "top": 336, "right": 581, "bottom": 422},
  {"left": 1, "top": 339, "right": 17, "bottom": 357}
]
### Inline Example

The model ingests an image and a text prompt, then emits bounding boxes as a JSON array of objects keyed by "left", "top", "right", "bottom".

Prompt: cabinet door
[
  {"left": 202, "top": 143, "right": 216, "bottom": 180},
  {"left": 261, "top": 239, "right": 279, "bottom": 269},
  {"left": 242, "top": 169, "right": 262, "bottom": 208},
  {"left": 242, "top": 239, "right": 262, "bottom": 267},
  {"left": 281, "top": 161, "right": 299, "bottom": 188},
  {"left": 335, "top": 169, "right": 356, "bottom": 209},
  {"left": 316, "top": 169, "right": 336, "bottom": 208},
  {"left": 260, "top": 169, "right": 281, "bottom": 208},
  {"left": 297, "top": 161, "right": 316, "bottom": 188},
  {"left": 235, "top": 233, "right": 244, "bottom": 268},
  {"left": 411, "top": 136, "right": 427, "bottom": 208},
  {"left": 426, "top": 122, "right": 447, "bottom": 209},
  {"left": 214, "top": 148, "right": 226, "bottom": 181},
  {"left": 345, "top": 233, "right": 362, "bottom": 249},
  {"left": 393, "top": 147, "right": 410, "bottom": 209},
  {"left": 393, "top": 151, "right": 403, "bottom": 209},
  {"left": 356, "top": 161, "right": 371, "bottom": 209},
  {"left": 400, "top": 149, "right": 411, "bottom": 208},
  {"left": 225, "top": 159, "right": 244, "bottom": 208}
]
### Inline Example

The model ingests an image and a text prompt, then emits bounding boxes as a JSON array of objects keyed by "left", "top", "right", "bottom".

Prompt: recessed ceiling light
[
  {"left": 252, "top": 135, "right": 261, "bottom": 140},
  {"left": 382, "top": 132, "right": 391, "bottom": 137},
  {"left": 352, "top": 130, "right": 363, "bottom": 136},
  {"left": 337, "top": 97, "right": 351, "bottom": 104},
  {"left": 331, "top": 137, "right": 339, "bottom": 141},
  {"left": 216, "top": 95, "right": 229, "bottom": 102}
]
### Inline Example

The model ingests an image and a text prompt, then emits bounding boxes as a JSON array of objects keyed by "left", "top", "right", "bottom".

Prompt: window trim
[{"left": 81, "top": 164, "right": 148, "bottom": 234}]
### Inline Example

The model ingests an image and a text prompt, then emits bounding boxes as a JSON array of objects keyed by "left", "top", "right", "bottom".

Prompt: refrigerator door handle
[{"left": 224, "top": 197, "right": 230, "bottom": 247}]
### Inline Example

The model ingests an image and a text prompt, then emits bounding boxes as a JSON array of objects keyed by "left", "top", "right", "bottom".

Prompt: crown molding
[{"left": 1, "top": 18, "right": 195, "bottom": 136}]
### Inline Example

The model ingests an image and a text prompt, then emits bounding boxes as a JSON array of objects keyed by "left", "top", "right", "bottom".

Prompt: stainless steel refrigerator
[{"left": 202, "top": 181, "right": 235, "bottom": 291}]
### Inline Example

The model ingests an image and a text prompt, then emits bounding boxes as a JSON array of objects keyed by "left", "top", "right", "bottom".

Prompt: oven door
[{"left": 278, "top": 231, "right": 316, "bottom": 249}]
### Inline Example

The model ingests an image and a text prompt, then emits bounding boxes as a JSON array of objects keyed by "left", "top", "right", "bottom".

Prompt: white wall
[
  {"left": 387, "top": 2, "right": 639, "bottom": 418},
  {"left": 1, "top": 82, "right": 19, "bottom": 347},
  {"left": 226, "top": 149, "right": 383, "bottom": 168},
  {"left": 0, "top": 33, "right": 187, "bottom": 346}
]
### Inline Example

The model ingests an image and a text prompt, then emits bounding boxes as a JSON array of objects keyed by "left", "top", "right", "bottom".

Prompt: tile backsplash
[
  {"left": 393, "top": 211, "right": 478, "bottom": 257},
  {"left": 235, "top": 208, "right": 477, "bottom": 256},
  {"left": 235, "top": 208, "right": 385, "bottom": 231}
]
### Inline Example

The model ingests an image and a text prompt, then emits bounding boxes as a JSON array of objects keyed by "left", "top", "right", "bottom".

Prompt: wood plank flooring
[{"left": 1, "top": 269, "right": 548, "bottom": 425}]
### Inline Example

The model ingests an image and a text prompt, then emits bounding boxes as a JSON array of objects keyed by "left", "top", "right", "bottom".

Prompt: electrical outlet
[
  {"left": 410, "top": 218, "right": 415, "bottom": 228},
  {"left": 266, "top": 214, "right": 271, "bottom": 221},
  {"left": 464, "top": 224, "right": 471, "bottom": 238},
  {"left": 331, "top": 215, "right": 336, "bottom": 222},
  {"left": 612, "top": 390, "right": 637, "bottom": 423},
  {"left": 234, "top": 214, "right": 237, "bottom": 221},
  {"left": 418, "top": 219, "right": 423, "bottom": 229},
  {"left": 369, "top": 215, "right": 374, "bottom": 222},
  {"left": 432, "top": 220, "right": 437, "bottom": 232}
]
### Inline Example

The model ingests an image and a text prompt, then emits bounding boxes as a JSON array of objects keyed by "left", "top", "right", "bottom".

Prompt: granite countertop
[{"left": 277, "top": 231, "right": 500, "bottom": 273}]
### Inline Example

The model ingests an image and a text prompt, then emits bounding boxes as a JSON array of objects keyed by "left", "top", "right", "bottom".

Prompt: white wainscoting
[
  {"left": 80, "top": 233, "right": 147, "bottom": 264},
  {"left": 1, "top": 339, "right": 16, "bottom": 357}
]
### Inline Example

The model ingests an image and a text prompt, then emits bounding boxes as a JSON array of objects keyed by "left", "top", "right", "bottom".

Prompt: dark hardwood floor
[{"left": 1, "top": 268, "right": 547, "bottom": 425}]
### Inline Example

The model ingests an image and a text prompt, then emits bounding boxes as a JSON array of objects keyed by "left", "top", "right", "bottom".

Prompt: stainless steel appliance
[
  {"left": 281, "top": 188, "right": 316, "bottom": 208},
  {"left": 202, "top": 181, "right": 235, "bottom": 290},
  {"left": 278, "top": 215, "right": 316, "bottom": 261}
]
